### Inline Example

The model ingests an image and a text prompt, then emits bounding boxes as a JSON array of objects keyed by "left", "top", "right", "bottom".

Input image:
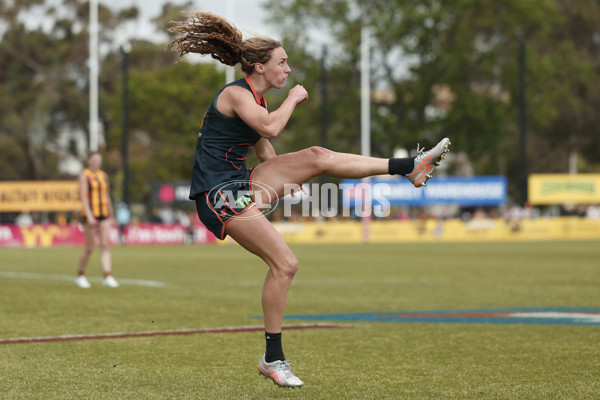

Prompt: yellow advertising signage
[
  {"left": 0, "top": 181, "right": 80, "bottom": 212},
  {"left": 528, "top": 174, "right": 600, "bottom": 205}
]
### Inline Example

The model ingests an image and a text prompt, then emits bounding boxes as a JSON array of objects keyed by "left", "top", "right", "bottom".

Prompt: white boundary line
[{"left": 0, "top": 271, "right": 167, "bottom": 287}]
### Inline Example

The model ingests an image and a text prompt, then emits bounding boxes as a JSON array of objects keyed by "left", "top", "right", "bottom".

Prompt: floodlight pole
[
  {"left": 321, "top": 44, "right": 328, "bottom": 151},
  {"left": 518, "top": 39, "right": 528, "bottom": 206},
  {"left": 360, "top": 26, "right": 371, "bottom": 243},
  {"left": 361, "top": 27, "right": 371, "bottom": 159},
  {"left": 320, "top": 44, "right": 330, "bottom": 209},
  {"left": 121, "top": 43, "right": 131, "bottom": 206},
  {"left": 225, "top": 0, "right": 235, "bottom": 84},
  {"left": 89, "top": 0, "right": 99, "bottom": 152}
]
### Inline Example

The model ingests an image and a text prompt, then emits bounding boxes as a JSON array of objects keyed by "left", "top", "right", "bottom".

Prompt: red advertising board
[{"left": 0, "top": 223, "right": 216, "bottom": 248}]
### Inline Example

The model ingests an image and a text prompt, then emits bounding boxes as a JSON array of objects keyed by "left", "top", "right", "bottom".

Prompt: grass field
[{"left": 0, "top": 241, "right": 598, "bottom": 399}]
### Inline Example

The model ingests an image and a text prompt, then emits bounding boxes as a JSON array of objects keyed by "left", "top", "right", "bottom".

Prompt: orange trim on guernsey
[
  {"left": 225, "top": 143, "right": 250, "bottom": 170},
  {"left": 244, "top": 77, "right": 266, "bottom": 106}
]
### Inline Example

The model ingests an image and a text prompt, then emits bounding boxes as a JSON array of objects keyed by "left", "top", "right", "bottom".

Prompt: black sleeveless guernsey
[{"left": 189, "top": 77, "right": 266, "bottom": 199}]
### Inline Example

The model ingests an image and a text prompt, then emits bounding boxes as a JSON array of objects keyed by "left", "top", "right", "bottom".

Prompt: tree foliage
[
  {"left": 0, "top": 0, "right": 223, "bottom": 206},
  {"left": 0, "top": 0, "right": 135, "bottom": 180},
  {"left": 103, "top": 44, "right": 224, "bottom": 204},
  {"left": 264, "top": 0, "right": 600, "bottom": 193},
  {"left": 1, "top": 0, "right": 599, "bottom": 209}
]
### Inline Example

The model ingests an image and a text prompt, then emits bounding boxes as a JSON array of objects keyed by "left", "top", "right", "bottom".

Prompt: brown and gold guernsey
[{"left": 82, "top": 168, "right": 110, "bottom": 219}]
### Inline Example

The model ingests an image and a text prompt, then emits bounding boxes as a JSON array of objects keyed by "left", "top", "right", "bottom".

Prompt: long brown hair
[{"left": 167, "top": 12, "right": 281, "bottom": 75}]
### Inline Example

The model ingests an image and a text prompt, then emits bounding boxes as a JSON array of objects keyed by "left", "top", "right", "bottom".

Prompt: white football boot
[
  {"left": 407, "top": 137, "right": 451, "bottom": 187},
  {"left": 75, "top": 275, "right": 91, "bottom": 289},
  {"left": 102, "top": 275, "right": 120, "bottom": 288},
  {"left": 257, "top": 354, "right": 304, "bottom": 388}
]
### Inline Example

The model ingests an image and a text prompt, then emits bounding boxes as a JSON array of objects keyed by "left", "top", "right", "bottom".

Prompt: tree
[
  {"left": 0, "top": 0, "right": 136, "bottom": 180},
  {"left": 101, "top": 39, "right": 225, "bottom": 205},
  {"left": 263, "top": 0, "right": 600, "bottom": 198},
  {"left": 0, "top": 0, "right": 57, "bottom": 179},
  {"left": 0, "top": 0, "right": 228, "bottom": 209},
  {"left": 542, "top": 0, "right": 600, "bottom": 172}
]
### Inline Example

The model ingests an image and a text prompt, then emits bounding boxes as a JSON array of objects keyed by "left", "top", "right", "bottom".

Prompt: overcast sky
[{"left": 102, "top": 0, "right": 280, "bottom": 43}]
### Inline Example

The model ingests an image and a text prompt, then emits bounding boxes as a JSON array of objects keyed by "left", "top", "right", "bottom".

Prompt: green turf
[{"left": 0, "top": 241, "right": 598, "bottom": 399}]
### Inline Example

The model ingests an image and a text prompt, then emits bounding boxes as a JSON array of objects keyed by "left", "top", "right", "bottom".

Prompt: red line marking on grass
[{"left": 0, "top": 324, "right": 360, "bottom": 345}]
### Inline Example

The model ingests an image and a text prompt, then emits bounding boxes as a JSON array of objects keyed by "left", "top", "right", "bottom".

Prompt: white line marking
[
  {"left": 511, "top": 312, "right": 600, "bottom": 323},
  {"left": 0, "top": 271, "right": 167, "bottom": 287}
]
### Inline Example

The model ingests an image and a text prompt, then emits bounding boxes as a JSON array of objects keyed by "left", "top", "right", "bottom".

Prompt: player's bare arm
[
  {"left": 218, "top": 84, "right": 307, "bottom": 139},
  {"left": 253, "top": 138, "right": 276, "bottom": 163}
]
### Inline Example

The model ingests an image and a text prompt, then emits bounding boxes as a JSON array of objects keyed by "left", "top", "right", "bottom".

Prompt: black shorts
[
  {"left": 80, "top": 214, "right": 109, "bottom": 224},
  {"left": 195, "top": 169, "right": 256, "bottom": 240}
]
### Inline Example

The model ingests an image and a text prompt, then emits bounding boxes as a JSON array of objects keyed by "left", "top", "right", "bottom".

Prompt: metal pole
[
  {"left": 320, "top": 45, "right": 329, "bottom": 206},
  {"left": 89, "top": 0, "right": 99, "bottom": 151},
  {"left": 121, "top": 43, "right": 131, "bottom": 205},
  {"left": 321, "top": 44, "right": 328, "bottom": 151},
  {"left": 518, "top": 39, "right": 528, "bottom": 206},
  {"left": 360, "top": 26, "right": 371, "bottom": 158},
  {"left": 568, "top": 151, "right": 577, "bottom": 175},
  {"left": 360, "top": 26, "right": 371, "bottom": 243},
  {"left": 225, "top": 0, "right": 235, "bottom": 84}
]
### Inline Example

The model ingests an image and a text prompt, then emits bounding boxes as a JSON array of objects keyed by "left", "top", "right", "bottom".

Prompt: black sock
[
  {"left": 265, "top": 331, "right": 285, "bottom": 363},
  {"left": 389, "top": 157, "right": 416, "bottom": 175}
]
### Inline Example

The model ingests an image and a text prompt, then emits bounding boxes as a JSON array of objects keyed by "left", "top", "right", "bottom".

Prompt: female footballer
[
  {"left": 168, "top": 12, "right": 450, "bottom": 387},
  {"left": 75, "top": 152, "right": 119, "bottom": 289}
]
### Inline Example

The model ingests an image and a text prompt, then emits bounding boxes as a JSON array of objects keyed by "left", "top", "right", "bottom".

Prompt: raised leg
[{"left": 251, "top": 146, "right": 389, "bottom": 200}]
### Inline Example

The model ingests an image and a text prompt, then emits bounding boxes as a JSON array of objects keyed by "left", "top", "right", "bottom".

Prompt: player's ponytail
[{"left": 168, "top": 12, "right": 281, "bottom": 75}]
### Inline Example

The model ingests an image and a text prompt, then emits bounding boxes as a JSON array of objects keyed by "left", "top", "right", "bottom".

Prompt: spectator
[
  {"left": 15, "top": 210, "right": 34, "bottom": 227},
  {"left": 115, "top": 202, "right": 131, "bottom": 245}
]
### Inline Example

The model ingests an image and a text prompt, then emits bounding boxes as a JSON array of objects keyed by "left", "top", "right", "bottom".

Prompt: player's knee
[
  {"left": 275, "top": 253, "right": 298, "bottom": 280},
  {"left": 304, "top": 146, "right": 333, "bottom": 174}
]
